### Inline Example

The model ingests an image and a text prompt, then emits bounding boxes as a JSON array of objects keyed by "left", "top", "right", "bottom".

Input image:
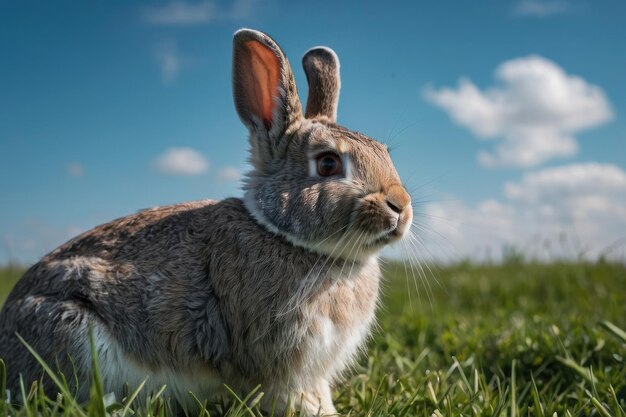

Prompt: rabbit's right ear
[
  {"left": 232, "top": 29, "right": 302, "bottom": 139},
  {"left": 302, "top": 47, "right": 341, "bottom": 122}
]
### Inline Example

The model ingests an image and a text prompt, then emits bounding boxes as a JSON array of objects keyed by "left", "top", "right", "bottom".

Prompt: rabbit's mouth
[
  {"left": 365, "top": 223, "right": 408, "bottom": 249},
  {"left": 371, "top": 206, "right": 413, "bottom": 246},
  {"left": 368, "top": 234, "right": 392, "bottom": 248}
]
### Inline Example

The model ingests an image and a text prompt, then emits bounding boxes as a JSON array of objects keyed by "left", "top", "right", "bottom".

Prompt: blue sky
[{"left": 1, "top": 0, "right": 625, "bottom": 263}]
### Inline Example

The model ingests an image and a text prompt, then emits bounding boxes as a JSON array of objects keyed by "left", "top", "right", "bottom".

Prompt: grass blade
[
  {"left": 87, "top": 325, "right": 106, "bottom": 417},
  {"left": 510, "top": 359, "right": 517, "bottom": 417},
  {"left": 16, "top": 333, "right": 88, "bottom": 417},
  {"left": 121, "top": 378, "right": 148, "bottom": 417},
  {"left": 600, "top": 321, "right": 626, "bottom": 344},
  {"left": 591, "top": 396, "right": 615, "bottom": 417},
  {"left": 556, "top": 356, "right": 598, "bottom": 384}
]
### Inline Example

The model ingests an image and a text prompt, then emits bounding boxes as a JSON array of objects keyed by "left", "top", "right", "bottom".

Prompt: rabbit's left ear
[
  {"left": 233, "top": 29, "right": 302, "bottom": 139},
  {"left": 303, "top": 47, "right": 341, "bottom": 122}
]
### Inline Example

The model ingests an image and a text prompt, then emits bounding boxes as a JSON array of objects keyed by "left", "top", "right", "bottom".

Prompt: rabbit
[{"left": 0, "top": 29, "right": 412, "bottom": 416}]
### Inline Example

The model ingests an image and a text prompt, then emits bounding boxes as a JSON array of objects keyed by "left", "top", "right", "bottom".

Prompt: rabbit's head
[{"left": 233, "top": 29, "right": 412, "bottom": 259}]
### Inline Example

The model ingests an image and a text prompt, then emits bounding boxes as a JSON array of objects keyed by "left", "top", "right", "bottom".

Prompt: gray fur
[{"left": 0, "top": 29, "right": 412, "bottom": 416}]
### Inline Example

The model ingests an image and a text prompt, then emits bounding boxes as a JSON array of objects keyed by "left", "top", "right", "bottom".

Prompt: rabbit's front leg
[
  {"left": 258, "top": 379, "right": 336, "bottom": 416},
  {"left": 298, "top": 379, "right": 337, "bottom": 416}
]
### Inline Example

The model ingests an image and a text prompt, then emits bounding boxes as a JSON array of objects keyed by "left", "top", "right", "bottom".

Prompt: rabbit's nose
[{"left": 385, "top": 184, "right": 411, "bottom": 215}]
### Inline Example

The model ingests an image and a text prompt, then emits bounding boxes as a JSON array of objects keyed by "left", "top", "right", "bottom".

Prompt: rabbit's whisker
[
  {"left": 405, "top": 231, "right": 433, "bottom": 304},
  {"left": 400, "top": 242, "right": 414, "bottom": 310},
  {"left": 312, "top": 224, "right": 350, "bottom": 249},
  {"left": 409, "top": 230, "right": 443, "bottom": 292},
  {"left": 410, "top": 223, "right": 444, "bottom": 290},
  {"left": 337, "top": 228, "right": 366, "bottom": 280},
  {"left": 402, "top": 234, "right": 423, "bottom": 308}
]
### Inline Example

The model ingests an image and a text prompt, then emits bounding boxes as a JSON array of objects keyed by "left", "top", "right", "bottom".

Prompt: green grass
[
  {"left": 0, "top": 261, "right": 625, "bottom": 416},
  {"left": 0, "top": 267, "right": 23, "bottom": 306}
]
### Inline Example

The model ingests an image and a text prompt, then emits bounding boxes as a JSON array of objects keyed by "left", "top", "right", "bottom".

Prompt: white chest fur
[{"left": 297, "top": 256, "right": 380, "bottom": 384}]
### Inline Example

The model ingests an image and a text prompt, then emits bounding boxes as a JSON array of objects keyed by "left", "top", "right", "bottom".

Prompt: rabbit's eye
[{"left": 316, "top": 153, "right": 343, "bottom": 177}]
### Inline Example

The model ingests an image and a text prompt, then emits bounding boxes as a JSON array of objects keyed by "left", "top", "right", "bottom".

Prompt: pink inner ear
[{"left": 243, "top": 40, "right": 281, "bottom": 130}]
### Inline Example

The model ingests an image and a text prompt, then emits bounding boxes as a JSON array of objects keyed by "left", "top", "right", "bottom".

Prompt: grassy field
[{"left": 0, "top": 261, "right": 624, "bottom": 416}]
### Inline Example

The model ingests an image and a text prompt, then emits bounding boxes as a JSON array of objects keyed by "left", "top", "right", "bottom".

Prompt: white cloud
[
  {"left": 66, "top": 162, "right": 84, "bottom": 178},
  {"left": 156, "top": 41, "right": 183, "bottom": 84},
  {"left": 504, "top": 163, "right": 626, "bottom": 204},
  {"left": 154, "top": 147, "right": 209, "bottom": 176},
  {"left": 513, "top": 0, "right": 569, "bottom": 17},
  {"left": 419, "top": 163, "right": 626, "bottom": 262},
  {"left": 217, "top": 166, "right": 241, "bottom": 182},
  {"left": 142, "top": 0, "right": 257, "bottom": 26},
  {"left": 425, "top": 56, "right": 613, "bottom": 168}
]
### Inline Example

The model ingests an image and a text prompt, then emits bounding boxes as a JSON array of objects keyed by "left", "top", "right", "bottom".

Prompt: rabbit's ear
[
  {"left": 233, "top": 29, "right": 302, "bottom": 138},
  {"left": 302, "top": 47, "right": 340, "bottom": 122}
]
